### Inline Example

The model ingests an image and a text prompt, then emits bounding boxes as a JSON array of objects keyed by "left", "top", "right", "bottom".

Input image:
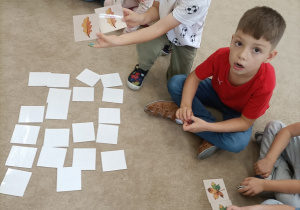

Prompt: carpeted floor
[{"left": 0, "top": 0, "right": 299, "bottom": 209}]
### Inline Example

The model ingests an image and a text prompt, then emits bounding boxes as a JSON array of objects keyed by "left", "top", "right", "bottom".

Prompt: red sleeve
[{"left": 242, "top": 64, "right": 276, "bottom": 119}]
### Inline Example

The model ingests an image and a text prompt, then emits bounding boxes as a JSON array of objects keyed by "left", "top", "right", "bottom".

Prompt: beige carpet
[{"left": 1, "top": 0, "right": 299, "bottom": 209}]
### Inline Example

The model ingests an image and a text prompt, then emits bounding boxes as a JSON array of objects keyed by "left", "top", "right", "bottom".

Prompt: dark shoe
[
  {"left": 254, "top": 131, "right": 263, "bottom": 145},
  {"left": 144, "top": 100, "right": 181, "bottom": 123},
  {"left": 127, "top": 64, "right": 148, "bottom": 90},
  {"left": 197, "top": 141, "right": 219, "bottom": 160},
  {"left": 161, "top": 45, "right": 171, "bottom": 56}
]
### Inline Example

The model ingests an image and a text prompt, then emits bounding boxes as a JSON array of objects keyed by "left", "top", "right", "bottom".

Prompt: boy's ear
[{"left": 264, "top": 50, "right": 277, "bottom": 63}]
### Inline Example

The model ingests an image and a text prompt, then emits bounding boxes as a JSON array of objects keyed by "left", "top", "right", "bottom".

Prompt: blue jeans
[{"left": 167, "top": 75, "right": 252, "bottom": 153}]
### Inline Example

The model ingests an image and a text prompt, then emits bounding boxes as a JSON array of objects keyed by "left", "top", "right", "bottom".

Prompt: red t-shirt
[{"left": 195, "top": 47, "right": 276, "bottom": 119}]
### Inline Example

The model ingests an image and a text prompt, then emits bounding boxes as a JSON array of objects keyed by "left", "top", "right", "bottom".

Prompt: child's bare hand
[
  {"left": 176, "top": 107, "right": 193, "bottom": 123},
  {"left": 93, "top": 32, "right": 120, "bottom": 48},
  {"left": 238, "top": 177, "right": 264, "bottom": 196},
  {"left": 182, "top": 116, "right": 208, "bottom": 133},
  {"left": 122, "top": 8, "right": 143, "bottom": 28},
  {"left": 254, "top": 158, "right": 274, "bottom": 178}
]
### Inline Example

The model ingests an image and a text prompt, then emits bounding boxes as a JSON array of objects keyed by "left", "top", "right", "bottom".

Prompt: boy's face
[{"left": 229, "top": 30, "right": 277, "bottom": 78}]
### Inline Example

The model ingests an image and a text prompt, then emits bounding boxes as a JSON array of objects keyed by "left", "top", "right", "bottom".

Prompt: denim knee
[{"left": 167, "top": 75, "right": 187, "bottom": 95}]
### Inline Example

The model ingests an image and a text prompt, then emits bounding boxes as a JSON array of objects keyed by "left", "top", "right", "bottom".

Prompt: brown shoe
[
  {"left": 144, "top": 100, "right": 179, "bottom": 122},
  {"left": 197, "top": 140, "right": 219, "bottom": 160}
]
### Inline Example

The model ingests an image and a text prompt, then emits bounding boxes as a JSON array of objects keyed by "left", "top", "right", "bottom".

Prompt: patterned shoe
[
  {"left": 127, "top": 64, "right": 148, "bottom": 90},
  {"left": 197, "top": 141, "right": 219, "bottom": 160},
  {"left": 144, "top": 100, "right": 181, "bottom": 123}
]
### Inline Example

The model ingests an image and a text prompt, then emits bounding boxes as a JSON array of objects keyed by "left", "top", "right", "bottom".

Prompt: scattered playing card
[
  {"left": 94, "top": 4, "right": 127, "bottom": 34},
  {"left": 203, "top": 179, "right": 230, "bottom": 203},
  {"left": 10, "top": 124, "right": 40, "bottom": 145},
  {"left": 76, "top": 68, "right": 101, "bottom": 87},
  {"left": 102, "top": 88, "right": 123, "bottom": 104},
  {"left": 101, "top": 150, "right": 127, "bottom": 172},
  {"left": 0, "top": 168, "right": 32, "bottom": 197}
]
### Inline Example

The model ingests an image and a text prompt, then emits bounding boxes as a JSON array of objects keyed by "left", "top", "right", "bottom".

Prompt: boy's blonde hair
[{"left": 237, "top": 6, "right": 286, "bottom": 49}]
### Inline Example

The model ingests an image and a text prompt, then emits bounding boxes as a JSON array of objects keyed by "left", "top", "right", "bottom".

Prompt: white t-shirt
[{"left": 156, "top": 0, "right": 211, "bottom": 48}]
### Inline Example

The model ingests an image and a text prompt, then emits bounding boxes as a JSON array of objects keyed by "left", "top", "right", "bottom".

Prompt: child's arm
[
  {"left": 94, "top": 3, "right": 181, "bottom": 48},
  {"left": 239, "top": 177, "right": 300, "bottom": 196},
  {"left": 255, "top": 122, "right": 300, "bottom": 177},
  {"left": 183, "top": 114, "right": 255, "bottom": 133},
  {"left": 175, "top": 71, "right": 201, "bottom": 122},
  {"left": 228, "top": 205, "right": 295, "bottom": 210}
]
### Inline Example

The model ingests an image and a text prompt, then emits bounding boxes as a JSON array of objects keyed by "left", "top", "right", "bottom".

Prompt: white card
[
  {"left": 94, "top": 5, "right": 127, "bottom": 34},
  {"left": 98, "top": 108, "right": 120, "bottom": 124},
  {"left": 10, "top": 124, "right": 40, "bottom": 145},
  {"left": 37, "top": 147, "right": 67, "bottom": 168},
  {"left": 72, "top": 87, "right": 94, "bottom": 102},
  {"left": 203, "top": 179, "right": 230, "bottom": 203},
  {"left": 44, "top": 128, "right": 70, "bottom": 147},
  {"left": 96, "top": 124, "right": 119, "bottom": 144},
  {"left": 73, "top": 14, "right": 100, "bottom": 42},
  {"left": 72, "top": 122, "right": 95, "bottom": 143},
  {"left": 101, "top": 150, "right": 127, "bottom": 172},
  {"left": 28, "top": 72, "right": 51, "bottom": 86},
  {"left": 45, "top": 101, "right": 70, "bottom": 120},
  {"left": 211, "top": 200, "right": 233, "bottom": 210},
  {"left": 47, "top": 88, "right": 72, "bottom": 103},
  {"left": 72, "top": 148, "right": 96, "bottom": 170},
  {"left": 47, "top": 73, "right": 70, "bottom": 88},
  {"left": 57, "top": 167, "right": 81, "bottom": 192},
  {"left": 5, "top": 146, "right": 37, "bottom": 169},
  {"left": 76, "top": 68, "right": 101, "bottom": 87},
  {"left": 102, "top": 88, "right": 123, "bottom": 104},
  {"left": 100, "top": 73, "right": 122, "bottom": 88},
  {"left": 18, "top": 106, "right": 45, "bottom": 123},
  {"left": 0, "top": 168, "right": 32, "bottom": 197}
]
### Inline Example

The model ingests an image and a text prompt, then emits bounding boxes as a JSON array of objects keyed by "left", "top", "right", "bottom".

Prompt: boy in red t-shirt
[{"left": 144, "top": 6, "right": 286, "bottom": 159}]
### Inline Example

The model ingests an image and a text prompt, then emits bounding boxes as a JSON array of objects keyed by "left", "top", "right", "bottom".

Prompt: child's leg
[
  {"left": 168, "top": 76, "right": 251, "bottom": 153},
  {"left": 261, "top": 199, "right": 284, "bottom": 205},
  {"left": 272, "top": 160, "right": 300, "bottom": 207},
  {"left": 136, "top": 35, "right": 170, "bottom": 71},
  {"left": 166, "top": 45, "right": 197, "bottom": 80}
]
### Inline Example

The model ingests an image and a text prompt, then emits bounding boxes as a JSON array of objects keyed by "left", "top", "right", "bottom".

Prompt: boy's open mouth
[{"left": 235, "top": 63, "right": 244, "bottom": 68}]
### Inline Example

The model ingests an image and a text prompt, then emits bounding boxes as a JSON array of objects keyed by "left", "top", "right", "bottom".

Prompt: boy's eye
[
  {"left": 235, "top": 42, "right": 242, "bottom": 47},
  {"left": 253, "top": 48, "right": 261, "bottom": 53}
]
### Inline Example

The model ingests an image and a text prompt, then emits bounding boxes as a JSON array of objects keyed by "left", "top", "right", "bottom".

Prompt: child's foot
[
  {"left": 254, "top": 131, "right": 263, "bottom": 145},
  {"left": 144, "top": 100, "right": 182, "bottom": 124},
  {"left": 197, "top": 141, "right": 219, "bottom": 160},
  {"left": 127, "top": 64, "right": 148, "bottom": 90},
  {"left": 161, "top": 45, "right": 171, "bottom": 56}
]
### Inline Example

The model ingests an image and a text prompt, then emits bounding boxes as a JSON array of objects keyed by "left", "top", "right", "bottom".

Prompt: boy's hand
[
  {"left": 182, "top": 116, "right": 208, "bottom": 133},
  {"left": 94, "top": 33, "right": 120, "bottom": 48},
  {"left": 122, "top": 8, "right": 144, "bottom": 28},
  {"left": 176, "top": 107, "right": 193, "bottom": 123},
  {"left": 238, "top": 177, "right": 264, "bottom": 196},
  {"left": 254, "top": 157, "right": 274, "bottom": 178}
]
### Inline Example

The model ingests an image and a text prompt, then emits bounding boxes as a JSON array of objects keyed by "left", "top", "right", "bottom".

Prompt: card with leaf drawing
[
  {"left": 210, "top": 200, "right": 233, "bottom": 210},
  {"left": 94, "top": 4, "right": 127, "bottom": 34},
  {"left": 73, "top": 14, "right": 100, "bottom": 42},
  {"left": 203, "top": 179, "right": 230, "bottom": 204}
]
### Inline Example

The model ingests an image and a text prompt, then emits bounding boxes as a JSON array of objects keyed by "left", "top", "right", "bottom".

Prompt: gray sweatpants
[
  {"left": 136, "top": 34, "right": 197, "bottom": 80},
  {"left": 259, "top": 120, "right": 300, "bottom": 207}
]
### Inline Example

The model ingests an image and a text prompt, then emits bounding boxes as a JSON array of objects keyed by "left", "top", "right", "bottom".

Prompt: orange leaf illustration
[
  {"left": 106, "top": 8, "right": 117, "bottom": 28},
  {"left": 81, "top": 17, "right": 92, "bottom": 38}
]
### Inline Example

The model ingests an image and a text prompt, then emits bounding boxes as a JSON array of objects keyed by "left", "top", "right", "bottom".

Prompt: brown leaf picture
[
  {"left": 106, "top": 8, "right": 117, "bottom": 28},
  {"left": 81, "top": 17, "right": 92, "bottom": 38}
]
